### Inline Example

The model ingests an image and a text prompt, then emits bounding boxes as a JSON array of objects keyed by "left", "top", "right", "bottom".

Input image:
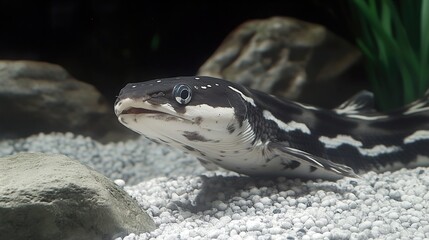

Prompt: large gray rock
[
  {"left": 0, "top": 60, "right": 136, "bottom": 142},
  {"left": 0, "top": 153, "right": 155, "bottom": 240},
  {"left": 198, "top": 16, "right": 364, "bottom": 106}
]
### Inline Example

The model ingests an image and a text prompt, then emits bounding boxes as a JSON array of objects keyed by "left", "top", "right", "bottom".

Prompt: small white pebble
[
  {"left": 241, "top": 191, "right": 250, "bottom": 198},
  {"left": 422, "top": 225, "right": 429, "bottom": 233},
  {"left": 304, "top": 218, "right": 315, "bottom": 229},
  {"left": 410, "top": 216, "right": 420, "bottom": 223},
  {"left": 113, "top": 179, "right": 126, "bottom": 187},
  {"left": 401, "top": 201, "right": 413, "bottom": 209},
  {"left": 388, "top": 212, "right": 399, "bottom": 219},
  {"left": 260, "top": 197, "right": 272, "bottom": 205},
  {"left": 246, "top": 219, "right": 263, "bottom": 231},
  {"left": 359, "top": 221, "right": 372, "bottom": 230},
  {"left": 315, "top": 218, "right": 328, "bottom": 227},
  {"left": 414, "top": 203, "right": 423, "bottom": 210},
  {"left": 254, "top": 202, "right": 264, "bottom": 209},
  {"left": 214, "top": 201, "right": 228, "bottom": 211}
]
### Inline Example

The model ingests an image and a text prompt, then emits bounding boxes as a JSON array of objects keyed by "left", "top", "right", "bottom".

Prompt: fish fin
[
  {"left": 197, "top": 158, "right": 219, "bottom": 171},
  {"left": 334, "top": 90, "right": 376, "bottom": 115},
  {"left": 268, "top": 142, "right": 359, "bottom": 178},
  {"left": 400, "top": 89, "right": 429, "bottom": 115}
]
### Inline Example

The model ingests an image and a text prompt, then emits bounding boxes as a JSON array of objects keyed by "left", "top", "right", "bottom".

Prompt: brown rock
[
  {"left": 198, "top": 17, "right": 364, "bottom": 106},
  {"left": 0, "top": 60, "right": 136, "bottom": 142}
]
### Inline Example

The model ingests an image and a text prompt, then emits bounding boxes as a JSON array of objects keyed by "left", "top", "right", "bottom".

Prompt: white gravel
[
  {"left": 1, "top": 133, "right": 429, "bottom": 239},
  {"left": 0, "top": 132, "right": 206, "bottom": 185}
]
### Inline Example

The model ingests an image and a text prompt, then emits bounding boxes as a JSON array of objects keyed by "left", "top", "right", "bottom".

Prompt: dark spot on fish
[
  {"left": 234, "top": 150, "right": 239, "bottom": 154},
  {"left": 220, "top": 155, "right": 225, "bottom": 158},
  {"left": 216, "top": 158, "right": 223, "bottom": 162},
  {"left": 194, "top": 116, "right": 203, "bottom": 125},
  {"left": 310, "top": 166, "right": 317, "bottom": 172},
  {"left": 171, "top": 139, "right": 182, "bottom": 145},
  {"left": 160, "top": 139, "right": 169, "bottom": 143},
  {"left": 164, "top": 116, "right": 181, "bottom": 122},
  {"left": 261, "top": 164, "right": 267, "bottom": 167},
  {"left": 197, "top": 150, "right": 206, "bottom": 157},
  {"left": 198, "top": 158, "right": 210, "bottom": 165},
  {"left": 227, "top": 124, "right": 236, "bottom": 134},
  {"left": 183, "top": 145, "right": 196, "bottom": 152},
  {"left": 282, "top": 160, "right": 300, "bottom": 170},
  {"left": 220, "top": 150, "right": 226, "bottom": 154},
  {"left": 183, "top": 131, "right": 209, "bottom": 142}
]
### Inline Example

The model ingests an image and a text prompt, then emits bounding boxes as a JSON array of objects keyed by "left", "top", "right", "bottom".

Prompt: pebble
[
  {"left": 246, "top": 220, "right": 264, "bottom": 231},
  {"left": 113, "top": 179, "right": 126, "bottom": 187},
  {"left": 388, "top": 212, "right": 399, "bottom": 219},
  {"left": 401, "top": 201, "right": 413, "bottom": 209}
]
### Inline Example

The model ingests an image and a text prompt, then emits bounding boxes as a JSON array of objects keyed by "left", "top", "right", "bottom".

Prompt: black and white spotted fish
[{"left": 114, "top": 76, "right": 429, "bottom": 180}]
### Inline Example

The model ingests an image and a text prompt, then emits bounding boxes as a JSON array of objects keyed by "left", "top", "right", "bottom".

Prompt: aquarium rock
[
  {"left": 198, "top": 16, "right": 363, "bottom": 107},
  {"left": 0, "top": 60, "right": 132, "bottom": 142},
  {"left": 0, "top": 152, "right": 155, "bottom": 240}
]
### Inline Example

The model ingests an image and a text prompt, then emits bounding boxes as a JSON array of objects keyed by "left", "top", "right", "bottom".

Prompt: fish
[{"left": 114, "top": 76, "right": 429, "bottom": 180}]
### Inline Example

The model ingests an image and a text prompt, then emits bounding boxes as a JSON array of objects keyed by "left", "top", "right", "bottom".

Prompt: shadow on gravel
[{"left": 175, "top": 174, "right": 359, "bottom": 213}]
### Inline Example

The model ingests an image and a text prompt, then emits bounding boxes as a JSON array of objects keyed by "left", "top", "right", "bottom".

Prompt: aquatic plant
[{"left": 349, "top": 0, "right": 429, "bottom": 111}]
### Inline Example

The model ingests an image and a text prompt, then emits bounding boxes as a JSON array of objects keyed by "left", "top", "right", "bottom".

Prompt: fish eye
[{"left": 172, "top": 84, "right": 192, "bottom": 105}]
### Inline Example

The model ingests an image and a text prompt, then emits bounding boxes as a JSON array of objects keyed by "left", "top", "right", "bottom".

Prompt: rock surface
[
  {"left": 0, "top": 152, "right": 155, "bottom": 240},
  {"left": 198, "top": 16, "right": 364, "bottom": 107},
  {"left": 0, "top": 60, "right": 135, "bottom": 142}
]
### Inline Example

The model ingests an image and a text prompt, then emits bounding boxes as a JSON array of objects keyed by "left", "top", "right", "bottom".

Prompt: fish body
[{"left": 114, "top": 76, "right": 429, "bottom": 179}]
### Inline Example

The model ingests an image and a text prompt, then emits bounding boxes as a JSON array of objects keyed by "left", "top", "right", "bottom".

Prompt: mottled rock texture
[
  {"left": 198, "top": 16, "right": 363, "bottom": 107},
  {"left": 0, "top": 152, "right": 155, "bottom": 240},
  {"left": 0, "top": 60, "right": 135, "bottom": 142}
]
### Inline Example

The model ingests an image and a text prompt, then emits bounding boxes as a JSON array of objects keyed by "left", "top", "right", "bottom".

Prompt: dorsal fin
[
  {"left": 334, "top": 90, "right": 376, "bottom": 115},
  {"left": 401, "top": 88, "right": 429, "bottom": 115}
]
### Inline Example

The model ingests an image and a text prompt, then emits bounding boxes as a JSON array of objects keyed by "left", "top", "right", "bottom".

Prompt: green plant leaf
[{"left": 349, "top": 0, "right": 429, "bottom": 111}]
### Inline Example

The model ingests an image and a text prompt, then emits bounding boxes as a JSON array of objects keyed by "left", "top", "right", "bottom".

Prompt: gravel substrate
[
  {"left": 0, "top": 132, "right": 206, "bottom": 185},
  {"left": 1, "top": 133, "right": 429, "bottom": 239}
]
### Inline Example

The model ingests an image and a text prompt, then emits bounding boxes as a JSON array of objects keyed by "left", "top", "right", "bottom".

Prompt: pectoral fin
[{"left": 268, "top": 142, "right": 359, "bottom": 178}]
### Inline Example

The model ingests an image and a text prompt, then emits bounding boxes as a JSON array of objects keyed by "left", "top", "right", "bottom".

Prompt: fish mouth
[
  {"left": 115, "top": 98, "right": 193, "bottom": 123},
  {"left": 118, "top": 106, "right": 196, "bottom": 124},
  {"left": 120, "top": 107, "right": 163, "bottom": 115}
]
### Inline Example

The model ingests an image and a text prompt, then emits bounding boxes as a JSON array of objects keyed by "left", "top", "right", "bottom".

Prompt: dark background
[{"left": 0, "top": 0, "right": 355, "bottom": 103}]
